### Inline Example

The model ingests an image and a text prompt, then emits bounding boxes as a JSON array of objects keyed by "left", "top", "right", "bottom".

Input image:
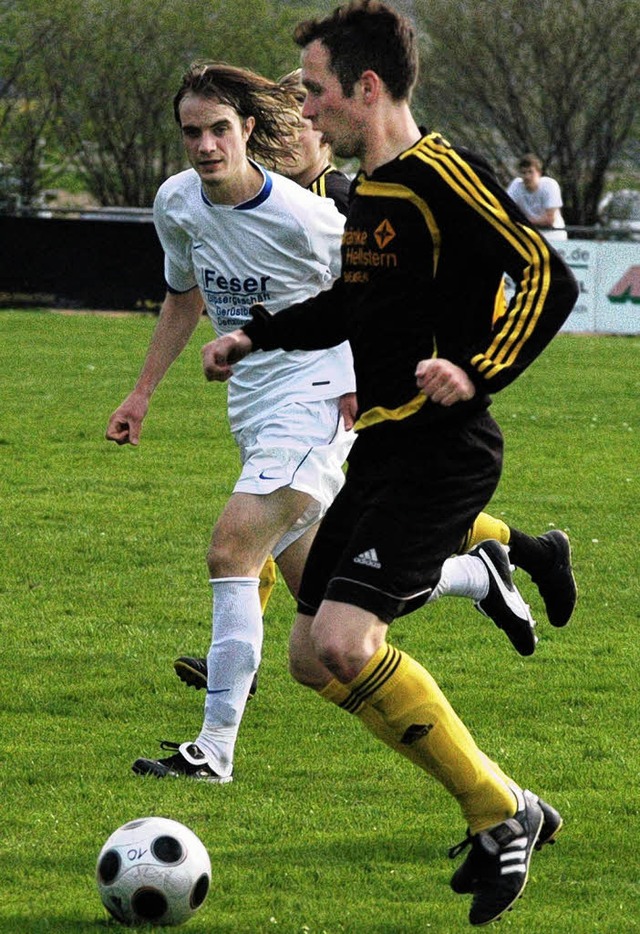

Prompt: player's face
[
  {"left": 520, "top": 165, "right": 541, "bottom": 192},
  {"left": 301, "top": 40, "right": 365, "bottom": 160},
  {"left": 179, "top": 93, "right": 255, "bottom": 198},
  {"left": 285, "top": 117, "right": 330, "bottom": 178}
]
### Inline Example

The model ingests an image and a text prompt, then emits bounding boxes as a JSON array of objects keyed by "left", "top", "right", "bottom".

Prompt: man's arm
[
  {"left": 462, "top": 244, "right": 578, "bottom": 394},
  {"left": 105, "top": 287, "right": 203, "bottom": 445},
  {"left": 528, "top": 206, "right": 558, "bottom": 228}
]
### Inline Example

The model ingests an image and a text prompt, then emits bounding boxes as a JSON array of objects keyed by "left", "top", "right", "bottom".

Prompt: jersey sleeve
[
  {"left": 153, "top": 185, "right": 198, "bottom": 293},
  {"left": 298, "top": 193, "right": 344, "bottom": 284},
  {"left": 323, "top": 170, "right": 351, "bottom": 216},
  {"left": 418, "top": 140, "right": 578, "bottom": 393},
  {"left": 463, "top": 242, "right": 577, "bottom": 392},
  {"left": 243, "top": 276, "right": 350, "bottom": 352},
  {"left": 456, "top": 195, "right": 578, "bottom": 391}
]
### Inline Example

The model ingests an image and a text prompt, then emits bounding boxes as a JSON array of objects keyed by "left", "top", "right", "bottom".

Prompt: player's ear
[
  {"left": 243, "top": 115, "right": 256, "bottom": 140},
  {"left": 358, "top": 70, "right": 380, "bottom": 104}
]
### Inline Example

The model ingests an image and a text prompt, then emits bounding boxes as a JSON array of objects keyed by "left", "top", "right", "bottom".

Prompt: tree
[
  {"left": 1, "top": 0, "right": 312, "bottom": 208},
  {"left": 413, "top": 0, "right": 640, "bottom": 224},
  {"left": 0, "top": 0, "right": 64, "bottom": 208}
]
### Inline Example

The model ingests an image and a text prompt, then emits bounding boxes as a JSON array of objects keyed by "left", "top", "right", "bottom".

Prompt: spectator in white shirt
[{"left": 507, "top": 153, "right": 567, "bottom": 241}]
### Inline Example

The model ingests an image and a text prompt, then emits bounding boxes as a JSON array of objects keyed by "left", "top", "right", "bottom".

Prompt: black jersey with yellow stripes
[
  {"left": 308, "top": 165, "right": 351, "bottom": 216},
  {"left": 244, "top": 132, "right": 578, "bottom": 433}
]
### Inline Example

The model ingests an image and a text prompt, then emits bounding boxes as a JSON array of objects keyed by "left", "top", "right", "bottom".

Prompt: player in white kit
[{"left": 106, "top": 62, "right": 354, "bottom": 782}]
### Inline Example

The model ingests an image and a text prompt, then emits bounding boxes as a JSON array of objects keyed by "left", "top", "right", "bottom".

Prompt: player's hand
[
  {"left": 202, "top": 331, "right": 253, "bottom": 382},
  {"left": 105, "top": 393, "right": 149, "bottom": 446},
  {"left": 339, "top": 392, "right": 358, "bottom": 431},
  {"left": 415, "top": 358, "right": 476, "bottom": 407}
]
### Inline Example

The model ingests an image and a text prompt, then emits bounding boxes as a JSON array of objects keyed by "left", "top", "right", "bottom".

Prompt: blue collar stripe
[
  {"left": 235, "top": 169, "right": 272, "bottom": 210},
  {"left": 199, "top": 164, "right": 272, "bottom": 210}
]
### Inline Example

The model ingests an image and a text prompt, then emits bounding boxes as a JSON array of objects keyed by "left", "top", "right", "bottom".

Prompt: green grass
[{"left": 0, "top": 309, "right": 639, "bottom": 933}]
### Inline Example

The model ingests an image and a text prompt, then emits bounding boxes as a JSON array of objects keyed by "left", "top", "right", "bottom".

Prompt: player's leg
[
  {"left": 461, "top": 513, "right": 577, "bottom": 626},
  {"left": 133, "top": 485, "right": 315, "bottom": 782},
  {"left": 172, "top": 531, "right": 314, "bottom": 695},
  {"left": 173, "top": 397, "right": 352, "bottom": 693},
  {"left": 292, "top": 600, "right": 546, "bottom": 926},
  {"left": 259, "top": 554, "right": 278, "bottom": 613},
  {"left": 426, "top": 541, "right": 537, "bottom": 655},
  {"left": 145, "top": 398, "right": 352, "bottom": 778},
  {"left": 195, "top": 487, "right": 315, "bottom": 775},
  {"left": 290, "top": 413, "right": 555, "bottom": 924}
]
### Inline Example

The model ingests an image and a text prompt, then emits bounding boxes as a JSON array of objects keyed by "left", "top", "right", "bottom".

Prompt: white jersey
[
  {"left": 154, "top": 164, "right": 354, "bottom": 429},
  {"left": 507, "top": 176, "right": 566, "bottom": 231}
]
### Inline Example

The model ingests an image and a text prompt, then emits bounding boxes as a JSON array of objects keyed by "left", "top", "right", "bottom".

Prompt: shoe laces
[{"left": 448, "top": 830, "right": 473, "bottom": 860}]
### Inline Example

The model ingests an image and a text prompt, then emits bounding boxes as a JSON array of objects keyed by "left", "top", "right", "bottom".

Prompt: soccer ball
[{"left": 96, "top": 816, "right": 211, "bottom": 926}]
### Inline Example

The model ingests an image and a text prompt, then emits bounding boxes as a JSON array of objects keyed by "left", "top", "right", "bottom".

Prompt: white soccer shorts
[{"left": 232, "top": 398, "right": 354, "bottom": 558}]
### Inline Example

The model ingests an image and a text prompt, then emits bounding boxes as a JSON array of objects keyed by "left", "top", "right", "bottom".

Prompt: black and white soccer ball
[{"left": 96, "top": 816, "right": 211, "bottom": 926}]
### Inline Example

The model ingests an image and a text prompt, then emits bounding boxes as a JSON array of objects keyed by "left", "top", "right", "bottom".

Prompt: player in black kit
[{"left": 207, "top": 1, "right": 578, "bottom": 927}]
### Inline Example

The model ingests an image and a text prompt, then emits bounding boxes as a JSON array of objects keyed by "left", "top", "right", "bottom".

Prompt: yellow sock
[
  {"left": 321, "top": 645, "right": 516, "bottom": 833},
  {"left": 460, "top": 512, "right": 511, "bottom": 553},
  {"left": 258, "top": 555, "right": 277, "bottom": 615}
]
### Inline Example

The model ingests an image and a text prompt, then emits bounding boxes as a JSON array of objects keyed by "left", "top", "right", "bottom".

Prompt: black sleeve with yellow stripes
[
  {"left": 413, "top": 135, "right": 579, "bottom": 393},
  {"left": 243, "top": 277, "right": 350, "bottom": 352},
  {"left": 464, "top": 245, "right": 579, "bottom": 392}
]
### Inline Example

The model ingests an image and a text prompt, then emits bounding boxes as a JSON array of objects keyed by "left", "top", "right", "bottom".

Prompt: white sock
[
  {"left": 195, "top": 577, "right": 262, "bottom": 777},
  {"left": 426, "top": 554, "right": 489, "bottom": 604}
]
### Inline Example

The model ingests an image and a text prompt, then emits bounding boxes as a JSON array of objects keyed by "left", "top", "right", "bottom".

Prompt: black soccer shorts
[{"left": 297, "top": 410, "right": 503, "bottom": 624}]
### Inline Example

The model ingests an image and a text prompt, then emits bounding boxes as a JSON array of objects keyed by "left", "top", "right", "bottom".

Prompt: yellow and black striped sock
[
  {"left": 321, "top": 644, "right": 517, "bottom": 833},
  {"left": 258, "top": 555, "right": 277, "bottom": 615},
  {"left": 460, "top": 512, "right": 511, "bottom": 554}
]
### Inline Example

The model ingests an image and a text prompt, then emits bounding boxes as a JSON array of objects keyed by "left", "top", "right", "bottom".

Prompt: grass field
[{"left": 1, "top": 309, "right": 639, "bottom": 933}]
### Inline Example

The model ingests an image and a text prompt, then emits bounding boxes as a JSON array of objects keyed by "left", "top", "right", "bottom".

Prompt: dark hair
[
  {"left": 518, "top": 153, "right": 543, "bottom": 172},
  {"left": 294, "top": 0, "right": 418, "bottom": 101},
  {"left": 278, "top": 68, "right": 307, "bottom": 108},
  {"left": 173, "top": 61, "right": 303, "bottom": 166}
]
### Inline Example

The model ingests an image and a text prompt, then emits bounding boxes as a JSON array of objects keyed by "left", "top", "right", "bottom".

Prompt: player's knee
[
  {"left": 314, "top": 638, "right": 361, "bottom": 683},
  {"left": 288, "top": 653, "right": 310, "bottom": 686},
  {"left": 288, "top": 636, "right": 326, "bottom": 690},
  {"left": 206, "top": 538, "right": 245, "bottom": 576}
]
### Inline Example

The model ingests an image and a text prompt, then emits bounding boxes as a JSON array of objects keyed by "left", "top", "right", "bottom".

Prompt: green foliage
[
  {"left": 413, "top": 0, "right": 640, "bottom": 224},
  {"left": 0, "top": 0, "right": 314, "bottom": 208},
  {"left": 1, "top": 311, "right": 639, "bottom": 931},
  {"left": 3, "top": 0, "right": 637, "bottom": 214}
]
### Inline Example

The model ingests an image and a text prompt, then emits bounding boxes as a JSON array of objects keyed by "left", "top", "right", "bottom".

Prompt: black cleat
[
  {"left": 470, "top": 540, "right": 538, "bottom": 656},
  {"left": 132, "top": 741, "right": 233, "bottom": 783},
  {"left": 533, "top": 798, "right": 563, "bottom": 850},
  {"left": 449, "top": 788, "right": 544, "bottom": 926},
  {"left": 174, "top": 656, "right": 258, "bottom": 699},
  {"left": 530, "top": 530, "right": 577, "bottom": 626},
  {"left": 174, "top": 656, "right": 207, "bottom": 690},
  {"left": 451, "top": 795, "right": 563, "bottom": 895}
]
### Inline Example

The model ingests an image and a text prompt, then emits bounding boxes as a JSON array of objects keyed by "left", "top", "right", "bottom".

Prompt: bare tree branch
[{"left": 414, "top": 0, "right": 640, "bottom": 223}]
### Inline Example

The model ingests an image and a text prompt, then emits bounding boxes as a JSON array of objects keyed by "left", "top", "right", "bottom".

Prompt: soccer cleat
[
  {"left": 448, "top": 788, "right": 544, "bottom": 926},
  {"left": 530, "top": 530, "right": 577, "bottom": 627},
  {"left": 470, "top": 540, "right": 538, "bottom": 656},
  {"left": 534, "top": 798, "right": 563, "bottom": 850},
  {"left": 132, "top": 741, "right": 233, "bottom": 783},
  {"left": 450, "top": 795, "right": 563, "bottom": 895},
  {"left": 174, "top": 656, "right": 258, "bottom": 699},
  {"left": 174, "top": 656, "right": 207, "bottom": 690}
]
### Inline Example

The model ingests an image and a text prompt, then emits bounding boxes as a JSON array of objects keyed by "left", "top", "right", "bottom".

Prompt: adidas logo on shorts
[{"left": 353, "top": 548, "right": 381, "bottom": 569}]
